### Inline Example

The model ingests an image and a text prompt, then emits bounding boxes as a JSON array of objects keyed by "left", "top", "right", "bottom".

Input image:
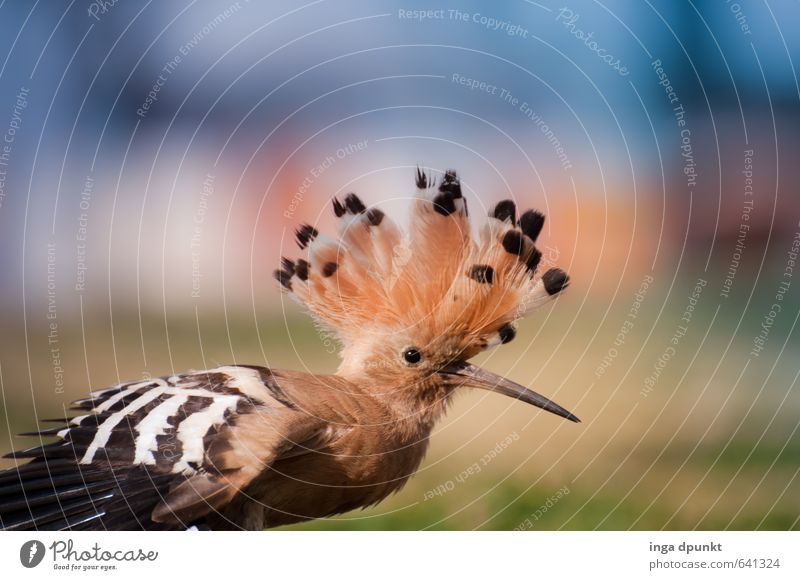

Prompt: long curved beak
[{"left": 439, "top": 363, "right": 580, "bottom": 423}]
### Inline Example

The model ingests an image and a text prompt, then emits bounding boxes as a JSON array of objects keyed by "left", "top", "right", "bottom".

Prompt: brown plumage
[{"left": 0, "top": 168, "right": 578, "bottom": 531}]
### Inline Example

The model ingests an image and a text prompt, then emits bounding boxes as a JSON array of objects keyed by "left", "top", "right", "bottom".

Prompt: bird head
[{"left": 275, "top": 168, "right": 578, "bottom": 423}]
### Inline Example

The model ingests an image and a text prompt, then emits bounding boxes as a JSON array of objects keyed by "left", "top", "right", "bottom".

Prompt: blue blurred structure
[{"left": 0, "top": 1, "right": 797, "bottom": 313}]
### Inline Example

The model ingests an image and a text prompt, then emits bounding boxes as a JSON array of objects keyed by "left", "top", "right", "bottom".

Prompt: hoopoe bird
[{"left": 0, "top": 168, "right": 578, "bottom": 530}]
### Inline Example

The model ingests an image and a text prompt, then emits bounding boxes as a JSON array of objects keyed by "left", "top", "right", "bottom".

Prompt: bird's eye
[{"left": 402, "top": 347, "right": 422, "bottom": 365}]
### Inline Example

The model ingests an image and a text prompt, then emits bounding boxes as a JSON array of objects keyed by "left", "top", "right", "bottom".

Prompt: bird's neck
[{"left": 341, "top": 371, "right": 455, "bottom": 435}]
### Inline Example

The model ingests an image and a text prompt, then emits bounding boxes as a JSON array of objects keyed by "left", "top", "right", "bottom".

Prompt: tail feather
[
  {"left": 0, "top": 459, "right": 179, "bottom": 530},
  {"left": 0, "top": 458, "right": 75, "bottom": 486},
  {"left": 0, "top": 481, "right": 115, "bottom": 513},
  {"left": 2, "top": 493, "right": 114, "bottom": 531}
]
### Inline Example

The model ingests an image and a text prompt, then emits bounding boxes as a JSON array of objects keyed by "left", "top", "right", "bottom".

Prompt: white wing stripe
[
  {"left": 133, "top": 393, "right": 189, "bottom": 465},
  {"left": 74, "top": 371, "right": 258, "bottom": 469},
  {"left": 70, "top": 414, "right": 89, "bottom": 426},
  {"left": 172, "top": 395, "right": 240, "bottom": 474},
  {"left": 80, "top": 386, "right": 168, "bottom": 464},
  {"left": 208, "top": 366, "right": 268, "bottom": 402},
  {"left": 93, "top": 381, "right": 152, "bottom": 413}
]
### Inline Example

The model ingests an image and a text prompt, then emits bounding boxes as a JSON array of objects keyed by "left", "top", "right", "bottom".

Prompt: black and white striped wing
[{"left": 0, "top": 365, "right": 319, "bottom": 530}]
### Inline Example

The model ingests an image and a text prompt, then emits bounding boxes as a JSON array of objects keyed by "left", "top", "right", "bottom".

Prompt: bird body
[{"left": 0, "top": 168, "right": 578, "bottom": 530}]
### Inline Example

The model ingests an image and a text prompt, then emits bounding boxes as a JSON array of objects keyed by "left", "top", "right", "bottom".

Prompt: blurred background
[{"left": 0, "top": 0, "right": 798, "bottom": 530}]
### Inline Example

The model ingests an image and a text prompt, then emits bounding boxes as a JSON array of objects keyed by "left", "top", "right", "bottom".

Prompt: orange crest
[{"left": 275, "top": 168, "right": 569, "bottom": 361}]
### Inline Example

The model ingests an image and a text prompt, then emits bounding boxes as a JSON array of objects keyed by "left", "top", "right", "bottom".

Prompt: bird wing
[{"left": 0, "top": 365, "right": 328, "bottom": 530}]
